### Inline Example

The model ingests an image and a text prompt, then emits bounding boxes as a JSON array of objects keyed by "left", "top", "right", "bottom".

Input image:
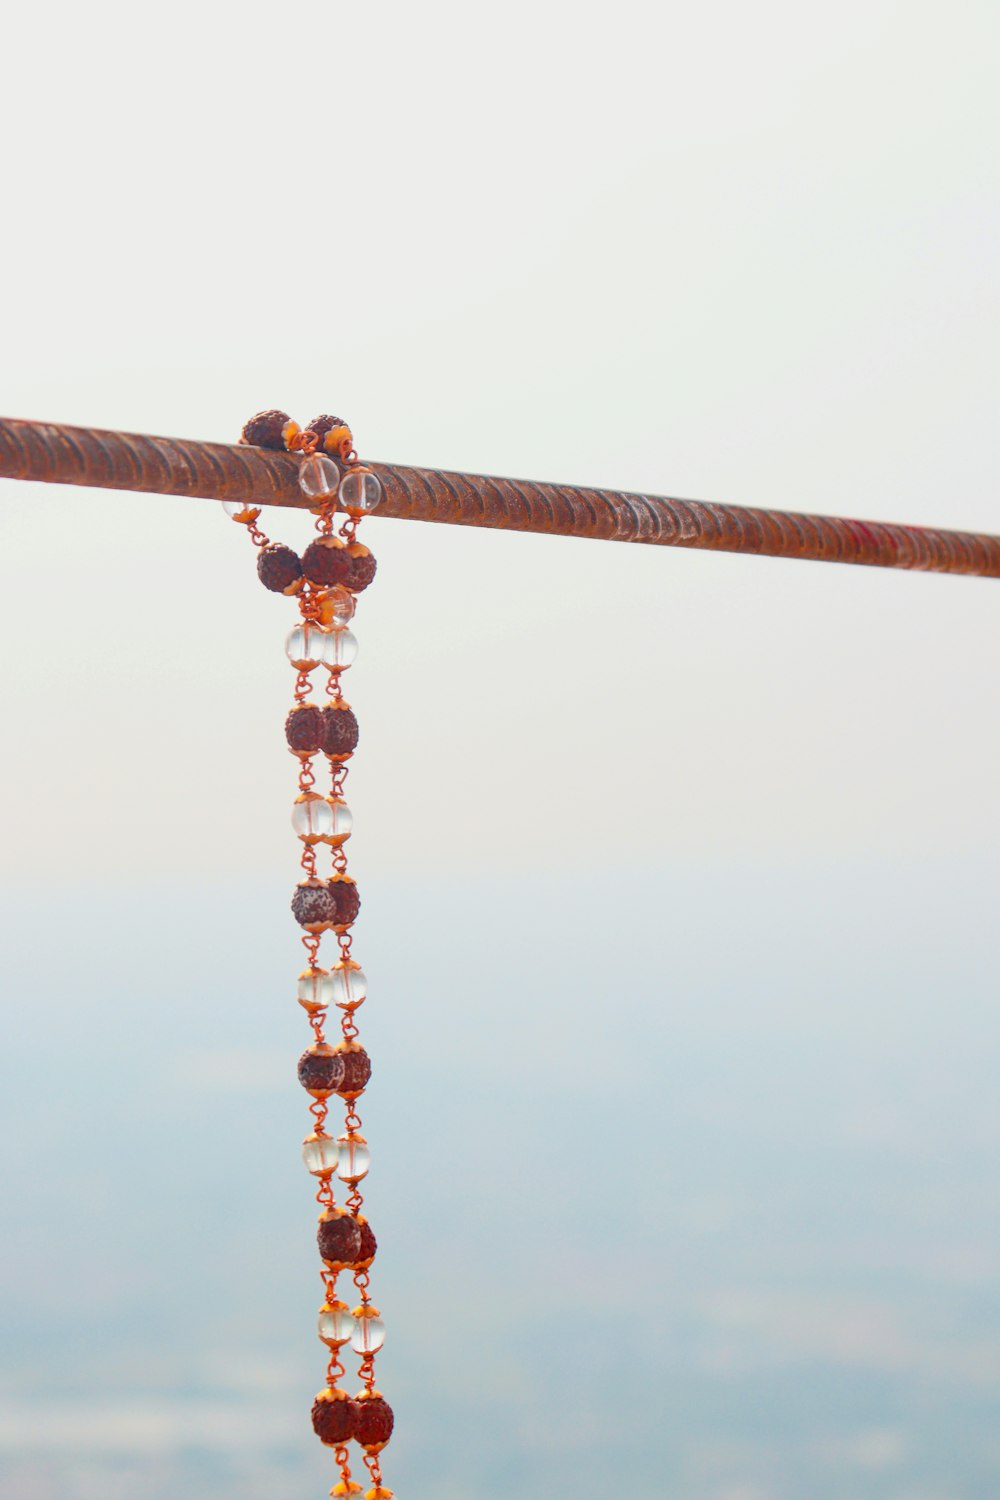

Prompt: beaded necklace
[{"left": 226, "top": 409, "right": 393, "bottom": 1500}]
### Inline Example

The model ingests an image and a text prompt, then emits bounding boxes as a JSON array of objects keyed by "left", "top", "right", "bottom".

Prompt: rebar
[{"left": 2, "top": 414, "right": 998, "bottom": 578}]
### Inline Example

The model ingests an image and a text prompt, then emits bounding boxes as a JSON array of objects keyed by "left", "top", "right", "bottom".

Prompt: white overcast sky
[{"left": 0, "top": 0, "right": 997, "bottom": 884}]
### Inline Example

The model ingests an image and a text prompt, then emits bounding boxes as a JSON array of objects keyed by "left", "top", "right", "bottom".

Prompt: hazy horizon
[{"left": 3, "top": 856, "right": 1000, "bottom": 1499}]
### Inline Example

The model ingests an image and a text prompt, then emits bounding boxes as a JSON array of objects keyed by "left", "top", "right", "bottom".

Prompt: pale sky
[{"left": 2, "top": 1, "right": 999, "bottom": 888}]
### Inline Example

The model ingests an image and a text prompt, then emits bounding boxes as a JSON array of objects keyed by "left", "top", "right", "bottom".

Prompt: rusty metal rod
[{"left": 2, "top": 414, "right": 998, "bottom": 578}]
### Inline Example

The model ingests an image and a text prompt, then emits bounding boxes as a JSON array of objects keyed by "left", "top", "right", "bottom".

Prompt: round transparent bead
[
  {"left": 299, "top": 453, "right": 341, "bottom": 503},
  {"left": 330, "top": 961, "right": 367, "bottom": 1010},
  {"left": 351, "top": 1305, "right": 386, "bottom": 1354},
  {"left": 336, "top": 1133, "right": 371, "bottom": 1183},
  {"left": 302, "top": 1133, "right": 339, "bottom": 1175},
  {"left": 292, "top": 792, "right": 335, "bottom": 844},
  {"left": 286, "top": 621, "right": 326, "bottom": 670},
  {"left": 340, "top": 469, "right": 382, "bottom": 515},
  {"left": 318, "top": 1300, "right": 356, "bottom": 1347},
  {"left": 222, "top": 498, "right": 261, "bottom": 522},
  {"left": 319, "top": 585, "right": 356, "bottom": 628},
  {"left": 323, "top": 628, "right": 358, "bottom": 670},
  {"left": 326, "top": 799, "right": 353, "bottom": 846},
  {"left": 297, "top": 967, "right": 335, "bottom": 1012},
  {"left": 285, "top": 624, "right": 356, "bottom": 672}
]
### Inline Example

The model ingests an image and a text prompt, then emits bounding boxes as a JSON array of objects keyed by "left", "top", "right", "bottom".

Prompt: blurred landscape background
[
  {"left": 2, "top": 1, "right": 1000, "bottom": 1496},
  {"left": 3, "top": 852, "right": 1000, "bottom": 1500}
]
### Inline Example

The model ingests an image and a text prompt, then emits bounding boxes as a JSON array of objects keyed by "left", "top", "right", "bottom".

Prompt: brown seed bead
[
  {"left": 307, "top": 415, "right": 349, "bottom": 445},
  {"left": 302, "top": 536, "right": 352, "bottom": 588},
  {"left": 344, "top": 543, "right": 377, "bottom": 594},
  {"left": 329, "top": 875, "right": 360, "bottom": 930},
  {"left": 331, "top": 1041, "right": 371, "bottom": 1099},
  {"left": 298, "top": 1043, "right": 346, "bottom": 1097},
  {"left": 318, "top": 1208, "right": 363, "bottom": 1269},
  {"left": 307, "top": 416, "right": 354, "bottom": 460},
  {"left": 352, "top": 1215, "right": 377, "bottom": 1269},
  {"left": 351, "top": 1392, "right": 394, "bottom": 1452},
  {"left": 291, "top": 879, "right": 339, "bottom": 932},
  {"left": 241, "top": 409, "right": 293, "bottom": 450},
  {"left": 256, "top": 543, "right": 303, "bottom": 595},
  {"left": 311, "top": 1388, "right": 354, "bottom": 1446},
  {"left": 322, "top": 703, "right": 359, "bottom": 759},
  {"left": 285, "top": 703, "right": 325, "bottom": 756}
]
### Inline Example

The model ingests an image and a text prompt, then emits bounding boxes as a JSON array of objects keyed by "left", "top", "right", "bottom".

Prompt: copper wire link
[{"left": 4, "top": 413, "right": 1000, "bottom": 579}]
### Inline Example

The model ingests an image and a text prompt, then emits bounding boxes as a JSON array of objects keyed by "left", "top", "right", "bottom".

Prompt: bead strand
[
  {"left": 328, "top": 638, "right": 392, "bottom": 1492},
  {"left": 228, "top": 411, "right": 394, "bottom": 1500}
]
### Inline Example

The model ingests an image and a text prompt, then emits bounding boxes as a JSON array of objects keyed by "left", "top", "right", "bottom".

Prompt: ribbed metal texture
[{"left": 2, "top": 414, "right": 998, "bottom": 578}]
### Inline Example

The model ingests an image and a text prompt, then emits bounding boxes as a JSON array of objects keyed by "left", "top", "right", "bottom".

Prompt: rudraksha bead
[
  {"left": 291, "top": 879, "right": 340, "bottom": 932},
  {"left": 331, "top": 1040, "right": 371, "bottom": 1099},
  {"left": 322, "top": 703, "right": 359, "bottom": 759},
  {"left": 285, "top": 703, "right": 325, "bottom": 756},
  {"left": 298, "top": 1043, "right": 346, "bottom": 1098},
  {"left": 318, "top": 1208, "right": 363, "bottom": 1269},
  {"left": 302, "top": 536, "right": 352, "bottom": 588},
  {"left": 329, "top": 874, "right": 360, "bottom": 929},
  {"left": 352, "top": 1215, "right": 377, "bottom": 1269},
  {"left": 241, "top": 409, "right": 295, "bottom": 450},
  {"left": 351, "top": 1392, "right": 394, "bottom": 1452},
  {"left": 344, "top": 543, "right": 377, "bottom": 594},
  {"left": 311, "top": 1387, "right": 355, "bottom": 1445},
  {"left": 256, "top": 543, "right": 302, "bottom": 595},
  {"left": 307, "top": 415, "right": 353, "bottom": 456}
]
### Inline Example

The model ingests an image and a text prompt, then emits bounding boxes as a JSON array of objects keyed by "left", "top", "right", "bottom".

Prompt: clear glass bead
[
  {"left": 297, "top": 967, "right": 334, "bottom": 1011},
  {"left": 339, "top": 469, "right": 382, "bottom": 515},
  {"left": 322, "top": 628, "right": 358, "bottom": 670},
  {"left": 292, "top": 792, "right": 335, "bottom": 844},
  {"left": 318, "top": 1300, "right": 355, "bottom": 1347},
  {"left": 222, "top": 498, "right": 261, "bottom": 522},
  {"left": 327, "top": 799, "right": 353, "bottom": 846},
  {"left": 291, "top": 796, "right": 352, "bottom": 846},
  {"left": 336, "top": 1133, "right": 370, "bottom": 1182},
  {"left": 302, "top": 1132, "right": 339, "bottom": 1175},
  {"left": 285, "top": 624, "right": 356, "bottom": 671},
  {"left": 299, "top": 453, "right": 341, "bottom": 502},
  {"left": 350, "top": 1306, "right": 386, "bottom": 1354},
  {"left": 285, "top": 621, "right": 326, "bottom": 670},
  {"left": 330, "top": 961, "right": 367, "bottom": 1010},
  {"left": 320, "top": 585, "right": 356, "bottom": 628}
]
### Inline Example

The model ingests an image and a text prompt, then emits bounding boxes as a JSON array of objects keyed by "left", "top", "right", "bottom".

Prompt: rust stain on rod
[{"left": 2, "top": 414, "right": 998, "bottom": 578}]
